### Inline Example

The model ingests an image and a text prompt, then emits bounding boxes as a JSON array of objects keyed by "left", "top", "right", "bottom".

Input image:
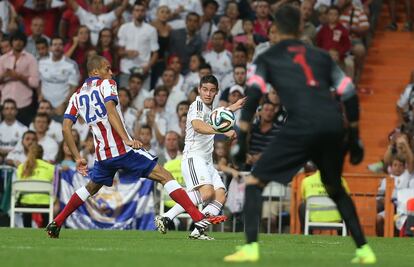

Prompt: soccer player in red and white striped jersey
[{"left": 46, "top": 55, "right": 226, "bottom": 238}]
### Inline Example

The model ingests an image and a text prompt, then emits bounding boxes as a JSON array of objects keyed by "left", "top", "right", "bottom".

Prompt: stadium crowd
[{"left": 2, "top": 0, "right": 413, "bottom": 235}]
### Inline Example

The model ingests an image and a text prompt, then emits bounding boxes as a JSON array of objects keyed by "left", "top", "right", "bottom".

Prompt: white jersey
[
  {"left": 64, "top": 77, "right": 132, "bottom": 161},
  {"left": 183, "top": 96, "right": 214, "bottom": 162},
  {"left": 203, "top": 50, "right": 232, "bottom": 82},
  {"left": 0, "top": 120, "right": 27, "bottom": 151}
]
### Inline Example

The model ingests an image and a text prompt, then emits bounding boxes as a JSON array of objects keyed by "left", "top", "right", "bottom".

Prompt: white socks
[
  {"left": 201, "top": 200, "right": 223, "bottom": 216},
  {"left": 75, "top": 186, "right": 90, "bottom": 201}
]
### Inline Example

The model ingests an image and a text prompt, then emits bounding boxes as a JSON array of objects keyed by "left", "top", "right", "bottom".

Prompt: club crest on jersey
[{"left": 111, "top": 84, "right": 117, "bottom": 94}]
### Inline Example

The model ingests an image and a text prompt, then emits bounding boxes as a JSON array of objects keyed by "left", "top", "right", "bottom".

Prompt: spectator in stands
[
  {"left": 25, "top": 17, "right": 50, "bottom": 58},
  {"left": 246, "top": 101, "right": 281, "bottom": 169},
  {"left": 183, "top": 53, "right": 205, "bottom": 95},
  {"left": 64, "top": 25, "right": 93, "bottom": 81},
  {"left": 338, "top": 0, "right": 369, "bottom": 83},
  {"left": 39, "top": 37, "right": 80, "bottom": 116},
  {"left": 128, "top": 73, "right": 152, "bottom": 112},
  {"left": 56, "top": 129, "right": 80, "bottom": 171},
  {"left": 0, "top": 99, "right": 28, "bottom": 162},
  {"left": 316, "top": 6, "right": 351, "bottom": 68},
  {"left": 0, "top": 31, "right": 40, "bottom": 126},
  {"left": 16, "top": 143, "right": 54, "bottom": 228},
  {"left": 159, "top": 0, "right": 203, "bottom": 30},
  {"left": 233, "top": 18, "right": 267, "bottom": 49},
  {"left": 168, "top": 100, "right": 190, "bottom": 133},
  {"left": 200, "top": 0, "right": 219, "bottom": 44},
  {"left": 227, "top": 85, "right": 245, "bottom": 126},
  {"left": 253, "top": 22, "right": 277, "bottom": 60},
  {"left": 135, "top": 124, "right": 158, "bottom": 155},
  {"left": 150, "top": 5, "right": 172, "bottom": 89},
  {"left": 66, "top": 0, "right": 128, "bottom": 45},
  {"left": 253, "top": 0, "right": 272, "bottom": 38},
  {"left": 205, "top": 15, "right": 235, "bottom": 52},
  {"left": 34, "top": 37, "right": 49, "bottom": 60},
  {"left": 81, "top": 131, "right": 95, "bottom": 169},
  {"left": 28, "top": 100, "right": 63, "bottom": 144},
  {"left": 161, "top": 68, "right": 187, "bottom": 115},
  {"left": 96, "top": 28, "right": 119, "bottom": 77},
  {"left": 118, "top": 88, "right": 138, "bottom": 137},
  {"left": 396, "top": 82, "right": 414, "bottom": 125},
  {"left": 178, "top": 113, "right": 187, "bottom": 139},
  {"left": 203, "top": 30, "right": 233, "bottom": 82},
  {"left": 14, "top": 0, "right": 63, "bottom": 38},
  {"left": 0, "top": 0, "right": 18, "bottom": 34},
  {"left": 219, "top": 65, "right": 247, "bottom": 106},
  {"left": 164, "top": 55, "right": 184, "bottom": 89},
  {"left": 386, "top": 0, "right": 412, "bottom": 31},
  {"left": 213, "top": 139, "right": 240, "bottom": 179},
  {"left": 169, "top": 12, "right": 202, "bottom": 73},
  {"left": 158, "top": 131, "right": 181, "bottom": 165},
  {"left": 226, "top": 1, "right": 244, "bottom": 37},
  {"left": 5, "top": 130, "right": 37, "bottom": 167},
  {"left": 59, "top": 0, "right": 87, "bottom": 42},
  {"left": 32, "top": 113, "right": 58, "bottom": 163},
  {"left": 0, "top": 36, "right": 11, "bottom": 55},
  {"left": 300, "top": 0, "right": 317, "bottom": 45},
  {"left": 118, "top": 1, "right": 159, "bottom": 89},
  {"left": 376, "top": 156, "right": 412, "bottom": 236},
  {"left": 299, "top": 169, "right": 350, "bottom": 233},
  {"left": 384, "top": 133, "right": 414, "bottom": 173},
  {"left": 140, "top": 86, "right": 169, "bottom": 149}
]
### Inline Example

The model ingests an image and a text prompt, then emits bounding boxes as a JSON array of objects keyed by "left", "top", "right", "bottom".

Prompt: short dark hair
[
  {"left": 140, "top": 124, "right": 152, "bottom": 133},
  {"left": 87, "top": 55, "right": 107, "bottom": 74},
  {"left": 273, "top": 4, "right": 301, "bottom": 36},
  {"left": 176, "top": 100, "right": 190, "bottom": 113},
  {"left": 212, "top": 30, "right": 226, "bottom": 39},
  {"left": 34, "top": 112, "right": 51, "bottom": 124},
  {"left": 154, "top": 85, "right": 170, "bottom": 97},
  {"left": 35, "top": 37, "right": 49, "bottom": 47},
  {"left": 199, "top": 74, "right": 218, "bottom": 88},
  {"left": 133, "top": 0, "right": 145, "bottom": 7},
  {"left": 129, "top": 73, "right": 144, "bottom": 82},
  {"left": 233, "top": 43, "right": 248, "bottom": 55},
  {"left": 203, "top": 0, "right": 219, "bottom": 9},
  {"left": 199, "top": 63, "right": 212, "bottom": 71},
  {"left": 22, "top": 130, "right": 37, "bottom": 139},
  {"left": 118, "top": 87, "right": 132, "bottom": 101},
  {"left": 51, "top": 36, "right": 64, "bottom": 44},
  {"left": 10, "top": 31, "right": 27, "bottom": 46},
  {"left": 39, "top": 99, "right": 52, "bottom": 107},
  {"left": 186, "top": 12, "right": 200, "bottom": 20},
  {"left": 233, "top": 64, "right": 247, "bottom": 71},
  {"left": 3, "top": 98, "right": 17, "bottom": 108}
]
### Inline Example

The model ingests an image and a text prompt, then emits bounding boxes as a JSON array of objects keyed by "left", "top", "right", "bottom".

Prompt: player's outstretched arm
[
  {"left": 62, "top": 118, "right": 88, "bottom": 176},
  {"left": 192, "top": 119, "right": 220, "bottom": 135},
  {"left": 105, "top": 100, "right": 142, "bottom": 149},
  {"left": 227, "top": 97, "right": 247, "bottom": 112}
]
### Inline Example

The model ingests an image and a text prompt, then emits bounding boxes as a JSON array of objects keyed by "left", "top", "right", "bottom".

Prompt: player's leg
[
  {"left": 224, "top": 130, "right": 309, "bottom": 262},
  {"left": 161, "top": 157, "right": 216, "bottom": 220},
  {"left": 311, "top": 133, "right": 376, "bottom": 264},
  {"left": 46, "top": 180, "right": 103, "bottom": 238}
]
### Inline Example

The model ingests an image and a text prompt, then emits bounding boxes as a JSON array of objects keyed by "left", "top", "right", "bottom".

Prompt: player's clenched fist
[{"left": 125, "top": 139, "right": 143, "bottom": 149}]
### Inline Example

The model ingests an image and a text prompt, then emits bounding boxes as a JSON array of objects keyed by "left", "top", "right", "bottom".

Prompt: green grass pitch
[{"left": 0, "top": 228, "right": 412, "bottom": 267}]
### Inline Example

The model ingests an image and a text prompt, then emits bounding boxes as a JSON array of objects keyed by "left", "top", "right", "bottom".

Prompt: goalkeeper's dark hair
[
  {"left": 199, "top": 74, "right": 219, "bottom": 89},
  {"left": 273, "top": 4, "right": 301, "bottom": 36}
]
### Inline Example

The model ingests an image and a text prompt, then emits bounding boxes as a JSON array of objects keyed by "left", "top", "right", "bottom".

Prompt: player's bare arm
[
  {"left": 226, "top": 97, "right": 247, "bottom": 112},
  {"left": 62, "top": 117, "right": 88, "bottom": 176}
]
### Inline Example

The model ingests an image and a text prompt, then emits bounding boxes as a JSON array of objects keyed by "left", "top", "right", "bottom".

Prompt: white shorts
[{"left": 182, "top": 156, "right": 226, "bottom": 191}]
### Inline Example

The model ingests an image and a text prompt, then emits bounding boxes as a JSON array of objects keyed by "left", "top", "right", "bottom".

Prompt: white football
[{"left": 209, "top": 107, "right": 236, "bottom": 133}]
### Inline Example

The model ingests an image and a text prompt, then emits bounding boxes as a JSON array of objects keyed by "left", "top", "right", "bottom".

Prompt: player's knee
[
  {"left": 85, "top": 182, "right": 102, "bottom": 196},
  {"left": 198, "top": 185, "right": 215, "bottom": 202}
]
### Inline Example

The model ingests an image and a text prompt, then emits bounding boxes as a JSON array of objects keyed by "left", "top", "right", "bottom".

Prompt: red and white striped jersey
[{"left": 64, "top": 77, "right": 132, "bottom": 161}]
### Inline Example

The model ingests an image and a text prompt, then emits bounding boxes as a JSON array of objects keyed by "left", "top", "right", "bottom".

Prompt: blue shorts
[{"left": 89, "top": 149, "right": 157, "bottom": 186}]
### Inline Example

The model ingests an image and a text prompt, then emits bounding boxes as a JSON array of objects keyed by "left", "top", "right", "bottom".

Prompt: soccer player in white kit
[{"left": 155, "top": 74, "right": 245, "bottom": 239}]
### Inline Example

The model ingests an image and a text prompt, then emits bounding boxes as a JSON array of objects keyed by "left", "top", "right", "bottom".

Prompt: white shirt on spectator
[
  {"left": 131, "top": 89, "right": 153, "bottom": 112},
  {"left": 75, "top": 7, "right": 117, "bottom": 45},
  {"left": 397, "top": 84, "right": 413, "bottom": 109},
  {"left": 203, "top": 50, "right": 232, "bottom": 82},
  {"left": 118, "top": 21, "right": 159, "bottom": 74},
  {"left": 378, "top": 170, "right": 412, "bottom": 199},
  {"left": 138, "top": 109, "right": 169, "bottom": 151},
  {"left": 5, "top": 143, "right": 27, "bottom": 165},
  {"left": 72, "top": 121, "right": 90, "bottom": 143},
  {"left": 159, "top": 0, "right": 203, "bottom": 29},
  {"left": 183, "top": 71, "right": 199, "bottom": 95},
  {"left": 0, "top": 1, "right": 12, "bottom": 33},
  {"left": 39, "top": 56, "right": 80, "bottom": 108},
  {"left": 30, "top": 120, "right": 63, "bottom": 144},
  {"left": 122, "top": 107, "right": 138, "bottom": 137},
  {"left": 38, "top": 135, "right": 59, "bottom": 162},
  {"left": 220, "top": 73, "right": 235, "bottom": 91},
  {"left": 0, "top": 120, "right": 27, "bottom": 152}
]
